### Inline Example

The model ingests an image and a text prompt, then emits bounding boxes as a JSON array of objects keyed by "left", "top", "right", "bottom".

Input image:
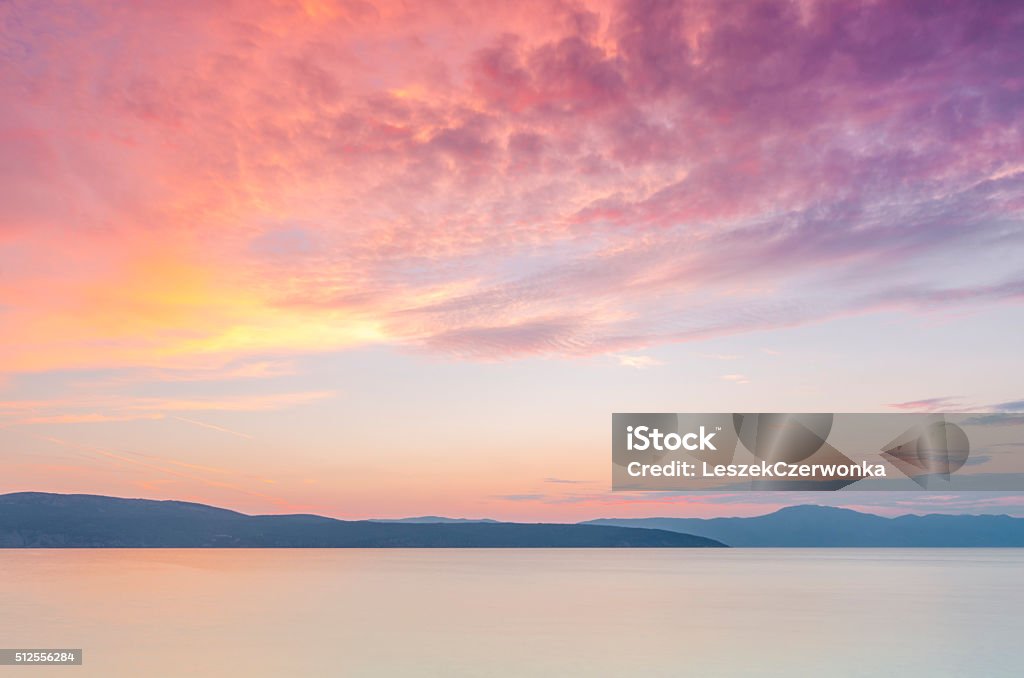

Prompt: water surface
[{"left": 1, "top": 549, "right": 1020, "bottom": 676}]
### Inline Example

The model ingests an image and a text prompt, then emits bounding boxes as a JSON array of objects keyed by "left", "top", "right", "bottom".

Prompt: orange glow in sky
[{"left": 2, "top": 0, "right": 1023, "bottom": 519}]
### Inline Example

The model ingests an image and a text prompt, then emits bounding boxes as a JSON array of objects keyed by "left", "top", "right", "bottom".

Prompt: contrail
[{"left": 170, "top": 415, "right": 255, "bottom": 439}]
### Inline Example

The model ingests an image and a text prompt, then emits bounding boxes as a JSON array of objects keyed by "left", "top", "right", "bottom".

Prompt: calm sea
[{"left": 1, "top": 549, "right": 1021, "bottom": 676}]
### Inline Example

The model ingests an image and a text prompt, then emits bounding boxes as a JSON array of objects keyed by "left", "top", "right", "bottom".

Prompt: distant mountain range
[
  {"left": 0, "top": 493, "right": 721, "bottom": 548},
  {"left": 584, "top": 505, "right": 1024, "bottom": 547},
  {"left": 369, "top": 516, "right": 499, "bottom": 524},
  {"left": 5, "top": 493, "right": 1020, "bottom": 548}
]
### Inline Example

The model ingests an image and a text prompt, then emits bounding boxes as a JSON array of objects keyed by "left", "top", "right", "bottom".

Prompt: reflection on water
[{"left": 1, "top": 549, "right": 1021, "bottom": 677}]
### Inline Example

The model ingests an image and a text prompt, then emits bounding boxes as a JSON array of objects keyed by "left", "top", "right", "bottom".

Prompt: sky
[{"left": 1, "top": 0, "right": 1023, "bottom": 520}]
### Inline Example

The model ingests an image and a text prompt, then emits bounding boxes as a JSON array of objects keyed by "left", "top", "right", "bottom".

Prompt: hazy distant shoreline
[
  {"left": 3, "top": 492, "right": 1023, "bottom": 548},
  {"left": 0, "top": 492, "right": 723, "bottom": 548}
]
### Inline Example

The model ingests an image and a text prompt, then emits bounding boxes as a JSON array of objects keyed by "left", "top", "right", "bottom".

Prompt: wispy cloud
[
  {"left": 887, "top": 396, "right": 968, "bottom": 412},
  {"left": 0, "top": 391, "right": 336, "bottom": 426},
  {"left": 615, "top": 355, "right": 664, "bottom": 369},
  {"left": 125, "top": 391, "right": 336, "bottom": 413},
  {"left": 170, "top": 416, "right": 255, "bottom": 440},
  {"left": 18, "top": 413, "right": 166, "bottom": 425},
  {"left": 125, "top": 360, "right": 299, "bottom": 383}
]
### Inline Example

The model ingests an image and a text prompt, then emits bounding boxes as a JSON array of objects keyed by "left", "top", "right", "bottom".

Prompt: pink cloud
[
  {"left": 887, "top": 397, "right": 969, "bottom": 413},
  {"left": 0, "top": 0, "right": 1021, "bottom": 370}
]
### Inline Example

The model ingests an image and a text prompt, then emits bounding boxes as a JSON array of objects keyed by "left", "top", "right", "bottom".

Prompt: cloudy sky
[{"left": 1, "top": 0, "right": 1022, "bottom": 519}]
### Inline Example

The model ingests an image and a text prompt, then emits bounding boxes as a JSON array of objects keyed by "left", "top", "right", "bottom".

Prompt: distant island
[
  {"left": 0, "top": 493, "right": 722, "bottom": 548},
  {"left": 584, "top": 505, "right": 1024, "bottom": 547}
]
